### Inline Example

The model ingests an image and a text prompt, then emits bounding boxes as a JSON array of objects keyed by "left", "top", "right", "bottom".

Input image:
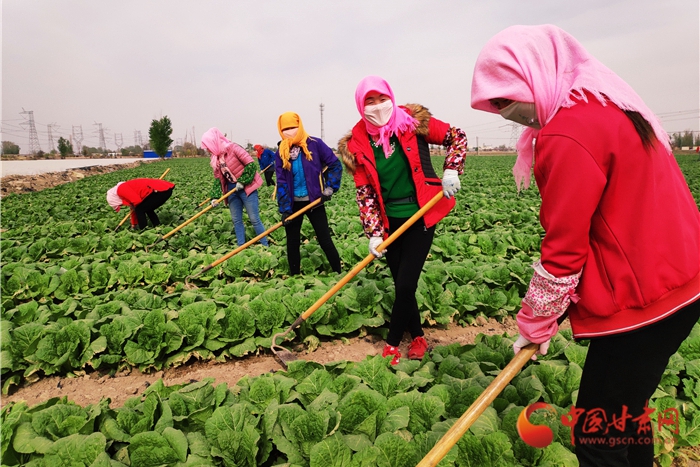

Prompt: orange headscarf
[{"left": 277, "top": 112, "right": 312, "bottom": 170}]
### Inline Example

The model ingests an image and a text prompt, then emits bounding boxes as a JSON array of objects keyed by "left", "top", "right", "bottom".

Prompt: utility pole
[
  {"left": 115, "top": 133, "right": 123, "bottom": 155},
  {"left": 508, "top": 123, "right": 522, "bottom": 152},
  {"left": 476, "top": 136, "right": 479, "bottom": 156},
  {"left": 20, "top": 109, "right": 42, "bottom": 154},
  {"left": 94, "top": 122, "right": 107, "bottom": 151},
  {"left": 72, "top": 125, "right": 84, "bottom": 155},
  {"left": 319, "top": 103, "right": 325, "bottom": 140},
  {"left": 47, "top": 123, "right": 59, "bottom": 153}
]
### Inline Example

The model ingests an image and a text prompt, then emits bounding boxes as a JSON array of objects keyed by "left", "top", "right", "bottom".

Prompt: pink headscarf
[
  {"left": 106, "top": 182, "right": 124, "bottom": 211},
  {"left": 200, "top": 127, "right": 233, "bottom": 170},
  {"left": 355, "top": 75, "right": 418, "bottom": 157},
  {"left": 471, "top": 24, "right": 671, "bottom": 190}
]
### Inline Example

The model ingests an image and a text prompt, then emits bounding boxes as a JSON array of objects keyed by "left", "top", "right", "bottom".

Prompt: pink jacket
[{"left": 210, "top": 142, "right": 263, "bottom": 196}]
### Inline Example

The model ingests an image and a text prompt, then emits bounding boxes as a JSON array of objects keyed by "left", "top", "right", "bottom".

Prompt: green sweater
[{"left": 370, "top": 135, "right": 419, "bottom": 218}]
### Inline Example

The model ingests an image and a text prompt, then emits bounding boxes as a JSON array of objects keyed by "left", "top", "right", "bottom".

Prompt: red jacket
[
  {"left": 117, "top": 178, "right": 175, "bottom": 225},
  {"left": 534, "top": 95, "right": 700, "bottom": 338},
  {"left": 117, "top": 178, "right": 174, "bottom": 206},
  {"left": 339, "top": 104, "right": 456, "bottom": 236}
]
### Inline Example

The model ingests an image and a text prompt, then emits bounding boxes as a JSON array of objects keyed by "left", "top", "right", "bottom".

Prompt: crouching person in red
[{"left": 106, "top": 178, "right": 175, "bottom": 229}]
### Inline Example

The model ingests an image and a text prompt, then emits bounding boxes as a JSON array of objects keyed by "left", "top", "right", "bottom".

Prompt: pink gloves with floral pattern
[{"left": 514, "top": 260, "right": 581, "bottom": 359}]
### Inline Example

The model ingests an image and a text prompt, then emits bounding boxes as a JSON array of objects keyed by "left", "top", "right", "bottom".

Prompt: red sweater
[{"left": 534, "top": 95, "right": 700, "bottom": 338}]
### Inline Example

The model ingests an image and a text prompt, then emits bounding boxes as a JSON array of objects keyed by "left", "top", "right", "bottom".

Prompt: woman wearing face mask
[
  {"left": 201, "top": 127, "right": 269, "bottom": 247},
  {"left": 338, "top": 75, "right": 468, "bottom": 365},
  {"left": 471, "top": 25, "right": 700, "bottom": 466},
  {"left": 275, "top": 112, "right": 342, "bottom": 275}
]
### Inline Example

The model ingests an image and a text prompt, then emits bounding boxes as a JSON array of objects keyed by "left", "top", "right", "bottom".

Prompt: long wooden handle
[
  {"left": 159, "top": 185, "right": 239, "bottom": 241},
  {"left": 198, "top": 198, "right": 323, "bottom": 273},
  {"left": 298, "top": 191, "right": 444, "bottom": 322},
  {"left": 116, "top": 167, "right": 170, "bottom": 230},
  {"left": 416, "top": 343, "right": 538, "bottom": 467}
]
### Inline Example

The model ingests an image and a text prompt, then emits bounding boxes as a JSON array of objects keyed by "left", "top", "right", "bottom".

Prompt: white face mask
[
  {"left": 499, "top": 101, "right": 541, "bottom": 129},
  {"left": 364, "top": 100, "right": 394, "bottom": 127},
  {"left": 282, "top": 128, "right": 299, "bottom": 139}
]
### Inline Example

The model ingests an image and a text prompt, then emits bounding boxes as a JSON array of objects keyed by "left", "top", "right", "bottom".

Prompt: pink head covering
[
  {"left": 200, "top": 127, "right": 233, "bottom": 170},
  {"left": 471, "top": 24, "right": 671, "bottom": 190},
  {"left": 106, "top": 182, "right": 124, "bottom": 211},
  {"left": 355, "top": 75, "right": 418, "bottom": 157}
]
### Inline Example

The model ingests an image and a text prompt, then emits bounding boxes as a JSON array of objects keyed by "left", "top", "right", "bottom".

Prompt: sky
[{"left": 2, "top": 0, "right": 699, "bottom": 153}]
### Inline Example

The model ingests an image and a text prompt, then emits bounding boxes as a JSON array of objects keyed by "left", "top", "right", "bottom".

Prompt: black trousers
[
  {"left": 385, "top": 216, "right": 435, "bottom": 346},
  {"left": 574, "top": 298, "right": 700, "bottom": 466},
  {"left": 134, "top": 189, "right": 173, "bottom": 229},
  {"left": 263, "top": 169, "right": 275, "bottom": 187},
  {"left": 284, "top": 201, "right": 341, "bottom": 275}
]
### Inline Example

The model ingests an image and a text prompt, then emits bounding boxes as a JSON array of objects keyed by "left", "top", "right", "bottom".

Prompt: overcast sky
[{"left": 2, "top": 0, "right": 698, "bottom": 153}]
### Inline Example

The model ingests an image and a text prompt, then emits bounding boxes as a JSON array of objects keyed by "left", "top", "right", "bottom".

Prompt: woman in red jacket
[
  {"left": 338, "top": 75, "right": 467, "bottom": 365},
  {"left": 471, "top": 25, "right": 700, "bottom": 466},
  {"left": 106, "top": 178, "right": 175, "bottom": 229}
]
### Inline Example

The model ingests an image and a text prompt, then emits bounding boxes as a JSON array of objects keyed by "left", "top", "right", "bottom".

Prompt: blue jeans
[{"left": 226, "top": 183, "right": 269, "bottom": 247}]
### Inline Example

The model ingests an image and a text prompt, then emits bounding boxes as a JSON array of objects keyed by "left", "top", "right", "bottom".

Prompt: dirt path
[
  {"left": 0, "top": 160, "right": 145, "bottom": 196},
  {"left": 1, "top": 316, "right": 523, "bottom": 409}
]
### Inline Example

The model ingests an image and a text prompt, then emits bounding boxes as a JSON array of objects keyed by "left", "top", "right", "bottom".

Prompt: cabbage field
[{"left": 1, "top": 155, "right": 699, "bottom": 466}]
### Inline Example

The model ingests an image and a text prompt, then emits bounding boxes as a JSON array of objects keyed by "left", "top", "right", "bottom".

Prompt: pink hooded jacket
[{"left": 201, "top": 128, "right": 262, "bottom": 197}]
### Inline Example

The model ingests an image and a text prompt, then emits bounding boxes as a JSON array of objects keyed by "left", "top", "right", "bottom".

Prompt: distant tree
[
  {"left": 681, "top": 130, "right": 694, "bottom": 147},
  {"left": 671, "top": 132, "right": 682, "bottom": 149},
  {"left": 149, "top": 116, "right": 173, "bottom": 159},
  {"left": 57, "top": 137, "right": 73, "bottom": 158},
  {"left": 121, "top": 145, "right": 143, "bottom": 156},
  {"left": 2, "top": 141, "right": 20, "bottom": 155}
]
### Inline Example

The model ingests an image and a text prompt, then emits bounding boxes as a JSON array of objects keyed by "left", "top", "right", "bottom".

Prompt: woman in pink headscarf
[
  {"left": 201, "top": 128, "right": 268, "bottom": 247},
  {"left": 471, "top": 25, "right": 700, "bottom": 465},
  {"left": 338, "top": 75, "right": 468, "bottom": 365}
]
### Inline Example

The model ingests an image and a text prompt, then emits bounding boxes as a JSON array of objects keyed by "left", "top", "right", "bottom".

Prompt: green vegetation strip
[
  {"left": 3, "top": 328, "right": 700, "bottom": 466},
  {"left": 1, "top": 155, "right": 699, "bottom": 466}
]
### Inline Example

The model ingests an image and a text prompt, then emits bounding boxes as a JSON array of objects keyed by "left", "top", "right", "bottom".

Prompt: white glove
[
  {"left": 513, "top": 335, "right": 550, "bottom": 361},
  {"left": 441, "top": 169, "right": 461, "bottom": 199},
  {"left": 369, "top": 236, "right": 384, "bottom": 258},
  {"left": 235, "top": 182, "right": 245, "bottom": 191},
  {"left": 210, "top": 199, "right": 220, "bottom": 207}
]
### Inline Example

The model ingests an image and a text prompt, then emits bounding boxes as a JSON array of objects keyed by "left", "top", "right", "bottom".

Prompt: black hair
[{"left": 623, "top": 110, "right": 657, "bottom": 150}]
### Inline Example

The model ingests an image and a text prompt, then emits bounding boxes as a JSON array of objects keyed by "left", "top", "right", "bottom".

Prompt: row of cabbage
[{"left": 1, "top": 156, "right": 545, "bottom": 391}]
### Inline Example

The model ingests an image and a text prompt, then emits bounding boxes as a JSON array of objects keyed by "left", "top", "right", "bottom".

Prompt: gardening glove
[
  {"left": 369, "top": 236, "right": 384, "bottom": 258},
  {"left": 281, "top": 212, "right": 292, "bottom": 226},
  {"left": 513, "top": 335, "right": 550, "bottom": 361},
  {"left": 441, "top": 169, "right": 461, "bottom": 199},
  {"left": 235, "top": 182, "right": 245, "bottom": 191},
  {"left": 210, "top": 199, "right": 220, "bottom": 208},
  {"left": 321, "top": 187, "right": 334, "bottom": 203}
]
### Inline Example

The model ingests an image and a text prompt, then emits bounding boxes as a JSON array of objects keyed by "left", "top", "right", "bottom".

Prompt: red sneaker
[
  {"left": 407, "top": 336, "right": 428, "bottom": 360},
  {"left": 382, "top": 344, "right": 401, "bottom": 365}
]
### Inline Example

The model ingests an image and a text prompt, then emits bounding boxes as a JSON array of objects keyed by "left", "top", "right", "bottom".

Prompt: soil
[{"left": 0, "top": 161, "right": 145, "bottom": 197}]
